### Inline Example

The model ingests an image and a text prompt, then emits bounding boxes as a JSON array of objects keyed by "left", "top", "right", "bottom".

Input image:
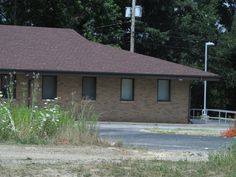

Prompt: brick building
[{"left": 0, "top": 25, "right": 218, "bottom": 123}]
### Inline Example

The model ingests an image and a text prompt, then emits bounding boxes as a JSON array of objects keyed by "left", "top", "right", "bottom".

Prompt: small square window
[
  {"left": 42, "top": 76, "right": 57, "bottom": 99},
  {"left": 158, "top": 80, "right": 170, "bottom": 101},
  {"left": 121, "top": 78, "right": 134, "bottom": 101},
  {"left": 82, "top": 77, "right": 96, "bottom": 100}
]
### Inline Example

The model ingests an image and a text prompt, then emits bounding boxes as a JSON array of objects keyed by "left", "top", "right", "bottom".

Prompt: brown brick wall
[
  {"left": 1, "top": 74, "right": 190, "bottom": 123},
  {"left": 95, "top": 77, "right": 190, "bottom": 123}
]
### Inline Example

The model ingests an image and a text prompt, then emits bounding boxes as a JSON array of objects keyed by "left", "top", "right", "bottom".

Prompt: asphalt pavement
[{"left": 99, "top": 122, "right": 236, "bottom": 151}]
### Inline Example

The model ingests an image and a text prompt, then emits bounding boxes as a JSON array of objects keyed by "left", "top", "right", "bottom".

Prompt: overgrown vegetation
[
  {"left": 0, "top": 74, "right": 101, "bottom": 145},
  {"left": 0, "top": 99, "right": 100, "bottom": 145}
]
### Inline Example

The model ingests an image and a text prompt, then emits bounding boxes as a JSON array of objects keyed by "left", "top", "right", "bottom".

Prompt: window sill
[
  {"left": 85, "top": 100, "right": 96, "bottom": 102},
  {"left": 81, "top": 98, "right": 96, "bottom": 102},
  {"left": 157, "top": 100, "right": 171, "bottom": 103},
  {"left": 120, "top": 100, "right": 134, "bottom": 103}
]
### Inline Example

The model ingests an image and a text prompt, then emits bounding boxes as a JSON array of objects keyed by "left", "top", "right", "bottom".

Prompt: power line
[
  {"left": 93, "top": 19, "right": 214, "bottom": 39},
  {"left": 95, "top": 20, "right": 131, "bottom": 29},
  {"left": 94, "top": 20, "right": 216, "bottom": 43},
  {"left": 123, "top": 40, "right": 222, "bottom": 60}
]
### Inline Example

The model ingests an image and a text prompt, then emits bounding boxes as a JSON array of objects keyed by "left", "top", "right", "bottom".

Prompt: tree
[
  {"left": 74, "top": 0, "right": 123, "bottom": 46},
  {"left": 217, "top": 0, "right": 236, "bottom": 31},
  {"left": 208, "top": 16, "right": 236, "bottom": 109},
  {"left": 0, "top": 0, "right": 123, "bottom": 46}
]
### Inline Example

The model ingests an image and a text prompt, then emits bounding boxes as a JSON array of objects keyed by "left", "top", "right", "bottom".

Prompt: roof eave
[{"left": 0, "top": 68, "right": 220, "bottom": 81}]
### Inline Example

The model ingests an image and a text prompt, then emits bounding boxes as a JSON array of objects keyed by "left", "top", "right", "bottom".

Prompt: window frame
[
  {"left": 42, "top": 75, "right": 57, "bottom": 100},
  {"left": 0, "top": 74, "right": 16, "bottom": 99},
  {"left": 82, "top": 77, "right": 96, "bottom": 100},
  {"left": 120, "top": 78, "right": 135, "bottom": 101},
  {"left": 157, "top": 79, "right": 171, "bottom": 102}
]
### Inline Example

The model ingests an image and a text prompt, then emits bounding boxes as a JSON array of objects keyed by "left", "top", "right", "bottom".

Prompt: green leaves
[
  {"left": 75, "top": 0, "right": 122, "bottom": 45},
  {"left": 0, "top": 0, "right": 123, "bottom": 46}
]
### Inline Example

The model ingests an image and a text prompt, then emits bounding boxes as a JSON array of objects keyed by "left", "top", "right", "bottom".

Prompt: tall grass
[
  {"left": 0, "top": 99, "right": 101, "bottom": 144},
  {"left": 52, "top": 99, "right": 101, "bottom": 145}
]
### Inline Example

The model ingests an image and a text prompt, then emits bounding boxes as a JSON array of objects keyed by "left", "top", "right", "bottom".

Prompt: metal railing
[{"left": 190, "top": 108, "right": 236, "bottom": 124}]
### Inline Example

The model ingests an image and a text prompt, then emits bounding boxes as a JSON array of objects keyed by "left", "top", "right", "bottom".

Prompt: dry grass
[
  {"left": 50, "top": 125, "right": 105, "bottom": 145},
  {"left": 145, "top": 127, "right": 223, "bottom": 136}
]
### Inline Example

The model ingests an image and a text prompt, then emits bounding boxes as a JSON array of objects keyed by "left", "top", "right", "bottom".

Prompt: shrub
[
  {"left": 0, "top": 102, "right": 16, "bottom": 140},
  {"left": 0, "top": 98, "right": 101, "bottom": 145}
]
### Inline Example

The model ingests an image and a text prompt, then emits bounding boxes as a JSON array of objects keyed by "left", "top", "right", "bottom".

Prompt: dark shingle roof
[{"left": 0, "top": 25, "right": 218, "bottom": 80}]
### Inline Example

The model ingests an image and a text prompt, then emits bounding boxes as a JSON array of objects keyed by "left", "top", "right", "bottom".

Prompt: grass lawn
[
  {"left": 80, "top": 145, "right": 236, "bottom": 177},
  {"left": 91, "top": 156, "right": 235, "bottom": 177}
]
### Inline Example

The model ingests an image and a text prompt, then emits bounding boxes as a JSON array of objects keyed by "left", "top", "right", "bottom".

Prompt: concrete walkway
[
  {"left": 100, "top": 121, "right": 233, "bottom": 131},
  {"left": 99, "top": 122, "right": 236, "bottom": 151}
]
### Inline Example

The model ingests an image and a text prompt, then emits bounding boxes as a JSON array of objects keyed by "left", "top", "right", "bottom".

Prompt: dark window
[
  {"left": 157, "top": 80, "right": 170, "bottom": 101},
  {"left": 42, "top": 76, "right": 57, "bottom": 99},
  {"left": 82, "top": 77, "right": 96, "bottom": 100},
  {"left": 0, "top": 74, "right": 16, "bottom": 99},
  {"left": 120, "top": 78, "right": 134, "bottom": 101}
]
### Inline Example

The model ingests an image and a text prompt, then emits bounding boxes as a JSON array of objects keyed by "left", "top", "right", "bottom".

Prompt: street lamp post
[{"left": 203, "top": 42, "right": 215, "bottom": 118}]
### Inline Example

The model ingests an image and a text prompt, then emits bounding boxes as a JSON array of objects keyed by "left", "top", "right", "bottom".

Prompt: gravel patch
[{"left": 0, "top": 144, "right": 209, "bottom": 176}]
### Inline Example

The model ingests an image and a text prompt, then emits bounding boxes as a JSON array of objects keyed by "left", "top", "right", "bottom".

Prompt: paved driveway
[{"left": 99, "top": 122, "right": 236, "bottom": 151}]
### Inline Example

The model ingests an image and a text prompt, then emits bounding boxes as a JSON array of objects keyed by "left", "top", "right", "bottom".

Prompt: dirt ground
[{"left": 0, "top": 144, "right": 208, "bottom": 176}]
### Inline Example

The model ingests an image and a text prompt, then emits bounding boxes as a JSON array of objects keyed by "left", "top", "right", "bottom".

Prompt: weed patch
[
  {"left": 0, "top": 99, "right": 101, "bottom": 145},
  {"left": 91, "top": 144, "right": 236, "bottom": 177}
]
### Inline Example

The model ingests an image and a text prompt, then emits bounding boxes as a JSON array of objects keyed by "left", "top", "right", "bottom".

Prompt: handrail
[
  {"left": 204, "top": 109, "right": 236, "bottom": 114},
  {"left": 190, "top": 109, "right": 236, "bottom": 114},
  {"left": 189, "top": 108, "right": 236, "bottom": 124}
]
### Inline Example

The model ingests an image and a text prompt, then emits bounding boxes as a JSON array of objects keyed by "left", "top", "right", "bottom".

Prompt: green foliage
[
  {"left": 0, "top": 0, "right": 123, "bottom": 46},
  {"left": 0, "top": 100, "right": 100, "bottom": 145},
  {"left": 128, "top": 0, "right": 219, "bottom": 66},
  {"left": 207, "top": 16, "right": 236, "bottom": 109},
  {"left": 217, "top": 0, "right": 236, "bottom": 31},
  {"left": 77, "top": 0, "right": 123, "bottom": 45},
  {"left": 0, "top": 102, "right": 16, "bottom": 140}
]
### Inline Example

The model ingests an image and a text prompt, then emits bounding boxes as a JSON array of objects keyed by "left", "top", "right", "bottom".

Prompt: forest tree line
[{"left": 0, "top": 0, "right": 236, "bottom": 110}]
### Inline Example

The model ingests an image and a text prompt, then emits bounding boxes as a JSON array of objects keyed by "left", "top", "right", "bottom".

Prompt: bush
[{"left": 0, "top": 99, "right": 101, "bottom": 145}]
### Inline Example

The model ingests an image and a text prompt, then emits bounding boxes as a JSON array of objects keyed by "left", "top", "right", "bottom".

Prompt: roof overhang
[{"left": 0, "top": 68, "right": 220, "bottom": 81}]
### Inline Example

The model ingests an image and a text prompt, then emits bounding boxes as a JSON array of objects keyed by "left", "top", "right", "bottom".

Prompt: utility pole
[
  {"left": 130, "top": 0, "right": 136, "bottom": 53},
  {"left": 125, "top": 1, "right": 142, "bottom": 52},
  {"left": 14, "top": 0, "right": 17, "bottom": 25}
]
